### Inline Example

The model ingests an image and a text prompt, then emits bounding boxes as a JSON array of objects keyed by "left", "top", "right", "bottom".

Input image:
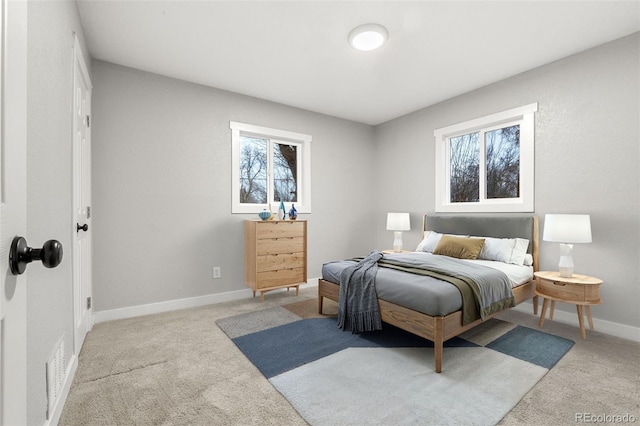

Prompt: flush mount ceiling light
[{"left": 348, "top": 23, "right": 388, "bottom": 51}]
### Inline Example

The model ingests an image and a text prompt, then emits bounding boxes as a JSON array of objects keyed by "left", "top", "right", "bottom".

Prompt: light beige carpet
[{"left": 60, "top": 286, "right": 640, "bottom": 425}]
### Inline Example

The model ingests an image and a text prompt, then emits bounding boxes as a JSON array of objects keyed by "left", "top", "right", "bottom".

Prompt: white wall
[
  {"left": 26, "top": 1, "right": 91, "bottom": 424},
  {"left": 374, "top": 33, "right": 640, "bottom": 332},
  {"left": 91, "top": 61, "right": 376, "bottom": 312}
]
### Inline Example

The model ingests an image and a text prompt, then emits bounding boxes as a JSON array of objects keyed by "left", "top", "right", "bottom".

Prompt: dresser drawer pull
[{"left": 552, "top": 281, "right": 566, "bottom": 286}]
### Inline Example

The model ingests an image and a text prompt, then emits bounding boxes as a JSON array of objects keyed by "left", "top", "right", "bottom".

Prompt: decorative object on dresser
[
  {"left": 258, "top": 209, "right": 271, "bottom": 221},
  {"left": 535, "top": 270, "right": 602, "bottom": 339},
  {"left": 244, "top": 220, "right": 307, "bottom": 302},
  {"left": 386, "top": 212, "right": 410, "bottom": 252},
  {"left": 542, "top": 214, "right": 592, "bottom": 278},
  {"left": 288, "top": 204, "right": 297, "bottom": 220}
]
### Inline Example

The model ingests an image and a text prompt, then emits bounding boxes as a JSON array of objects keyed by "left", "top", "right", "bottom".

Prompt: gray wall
[
  {"left": 26, "top": 1, "right": 91, "bottom": 424},
  {"left": 374, "top": 33, "right": 640, "bottom": 329},
  {"left": 91, "top": 61, "right": 376, "bottom": 311}
]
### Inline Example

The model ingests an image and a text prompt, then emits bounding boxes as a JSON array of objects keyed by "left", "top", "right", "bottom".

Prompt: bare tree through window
[
  {"left": 239, "top": 137, "right": 299, "bottom": 205},
  {"left": 486, "top": 125, "right": 520, "bottom": 199},
  {"left": 449, "top": 125, "right": 520, "bottom": 203},
  {"left": 239, "top": 137, "right": 267, "bottom": 204},
  {"left": 450, "top": 132, "right": 479, "bottom": 202},
  {"left": 273, "top": 143, "right": 298, "bottom": 202}
]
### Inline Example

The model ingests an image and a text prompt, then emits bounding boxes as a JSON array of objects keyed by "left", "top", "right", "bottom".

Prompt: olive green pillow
[{"left": 433, "top": 235, "right": 485, "bottom": 260}]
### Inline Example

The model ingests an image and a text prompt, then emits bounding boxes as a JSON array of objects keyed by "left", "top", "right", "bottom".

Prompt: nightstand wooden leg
[
  {"left": 295, "top": 286, "right": 299, "bottom": 296},
  {"left": 577, "top": 305, "right": 586, "bottom": 339},
  {"left": 549, "top": 300, "right": 556, "bottom": 320},
  {"left": 532, "top": 295, "right": 538, "bottom": 315},
  {"left": 252, "top": 291, "right": 256, "bottom": 298},
  {"left": 260, "top": 291, "right": 265, "bottom": 303},
  {"left": 539, "top": 298, "right": 549, "bottom": 327},
  {"left": 586, "top": 306, "right": 594, "bottom": 331}
]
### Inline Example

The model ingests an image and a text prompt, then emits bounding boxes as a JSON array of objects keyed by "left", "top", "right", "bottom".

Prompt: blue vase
[
  {"left": 289, "top": 204, "right": 297, "bottom": 220},
  {"left": 258, "top": 209, "right": 271, "bottom": 221}
]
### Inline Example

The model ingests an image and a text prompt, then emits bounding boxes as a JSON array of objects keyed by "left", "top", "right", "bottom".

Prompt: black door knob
[
  {"left": 9, "top": 237, "right": 63, "bottom": 275},
  {"left": 77, "top": 223, "right": 88, "bottom": 232}
]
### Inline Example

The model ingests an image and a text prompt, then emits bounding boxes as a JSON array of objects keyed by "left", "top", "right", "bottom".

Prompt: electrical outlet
[{"left": 213, "top": 267, "right": 221, "bottom": 279}]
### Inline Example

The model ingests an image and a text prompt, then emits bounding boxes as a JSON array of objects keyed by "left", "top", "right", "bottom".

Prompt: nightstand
[{"left": 534, "top": 271, "right": 603, "bottom": 339}]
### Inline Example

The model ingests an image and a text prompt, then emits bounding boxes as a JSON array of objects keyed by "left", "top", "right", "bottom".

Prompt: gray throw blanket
[{"left": 337, "top": 251, "right": 383, "bottom": 333}]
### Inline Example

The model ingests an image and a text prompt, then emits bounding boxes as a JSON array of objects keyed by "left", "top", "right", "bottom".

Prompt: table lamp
[
  {"left": 386, "top": 213, "right": 410, "bottom": 252},
  {"left": 542, "top": 214, "right": 592, "bottom": 277}
]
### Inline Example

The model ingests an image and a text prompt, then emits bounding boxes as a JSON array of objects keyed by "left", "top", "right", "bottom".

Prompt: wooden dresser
[{"left": 244, "top": 220, "right": 307, "bottom": 302}]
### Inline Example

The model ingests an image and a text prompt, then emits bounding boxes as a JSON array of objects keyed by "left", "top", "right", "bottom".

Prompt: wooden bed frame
[{"left": 318, "top": 214, "right": 539, "bottom": 373}]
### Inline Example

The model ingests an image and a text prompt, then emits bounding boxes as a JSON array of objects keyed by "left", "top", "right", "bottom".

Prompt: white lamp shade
[
  {"left": 386, "top": 213, "right": 410, "bottom": 231},
  {"left": 543, "top": 214, "right": 592, "bottom": 243}
]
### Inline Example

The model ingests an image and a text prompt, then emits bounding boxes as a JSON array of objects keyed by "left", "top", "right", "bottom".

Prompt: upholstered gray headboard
[{"left": 423, "top": 214, "right": 539, "bottom": 269}]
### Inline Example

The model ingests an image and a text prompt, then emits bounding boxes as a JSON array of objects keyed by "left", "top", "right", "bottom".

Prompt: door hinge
[
  {"left": 86, "top": 115, "right": 90, "bottom": 128},
  {"left": 86, "top": 297, "right": 92, "bottom": 309}
]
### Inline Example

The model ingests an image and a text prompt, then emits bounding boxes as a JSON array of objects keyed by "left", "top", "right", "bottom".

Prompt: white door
[
  {"left": 72, "top": 35, "right": 93, "bottom": 355},
  {"left": 0, "top": 1, "right": 28, "bottom": 424}
]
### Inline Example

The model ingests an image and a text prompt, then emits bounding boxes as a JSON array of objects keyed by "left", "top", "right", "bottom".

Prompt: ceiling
[{"left": 77, "top": 1, "right": 640, "bottom": 125}]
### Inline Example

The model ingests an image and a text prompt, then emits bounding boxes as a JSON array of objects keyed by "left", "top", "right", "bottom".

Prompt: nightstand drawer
[{"left": 536, "top": 278, "right": 600, "bottom": 303}]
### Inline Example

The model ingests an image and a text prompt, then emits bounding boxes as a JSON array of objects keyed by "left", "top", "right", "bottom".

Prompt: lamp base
[
  {"left": 392, "top": 231, "right": 404, "bottom": 253},
  {"left": 558, "top": 244, "right": 574, "bottom": 278}
]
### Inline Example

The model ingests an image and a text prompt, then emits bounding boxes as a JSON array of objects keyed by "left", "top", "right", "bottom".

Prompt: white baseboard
[
  {"left": 513, "top": 302, "right": 640, "bottom": 342},
  {"left": 93, "top": 279, "right": 319, "bottom": 324},
  {"left": 44, "top": 353, "right": 78, "bottom": 426}
]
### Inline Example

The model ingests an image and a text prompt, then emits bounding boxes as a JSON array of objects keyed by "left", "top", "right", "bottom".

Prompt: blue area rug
[{"left": 217, "top": 307, "right": 574, "bottom": 425}]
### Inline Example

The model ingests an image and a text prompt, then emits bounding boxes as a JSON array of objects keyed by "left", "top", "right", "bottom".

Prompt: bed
[{"left": 318, "top": 214, "right": 539, "bottom": 373}]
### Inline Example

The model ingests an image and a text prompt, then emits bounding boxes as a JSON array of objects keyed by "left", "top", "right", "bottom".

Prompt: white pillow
[
  {"left": 523, "top": 253, "right": 534, "bottom": 266},
  {"left": 416, "top": 231, "right": 442, "bottom": 253},
  {"left": 477, "top": 237, "right": 514, "bottom": 264},
  {"left": 476, "top": 236, "right": 530, "bottom": 266},
  {"left": 510, "top": 238, "right": 530, "bottom": 266}
]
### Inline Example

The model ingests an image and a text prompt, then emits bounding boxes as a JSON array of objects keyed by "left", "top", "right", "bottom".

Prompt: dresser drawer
[
  {"left": 257, "top": 236, "right": 304, "bottom": 255},
  {"left": 257, "top": 252, "right": 305, "bottom": 272},
  {"left": 256, "top": 221, "right": 305, "bottom": 239},
  {"left": 536, "top": 278, "right": 600, "bottom": 303},
  {"left": 256, "top": 267, "right": 306, "bottom": 289}
]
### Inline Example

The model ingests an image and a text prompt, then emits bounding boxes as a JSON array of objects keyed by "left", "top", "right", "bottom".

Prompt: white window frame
[
  {"left": 434, "top": 103, "right": 537, "bottom": 213},
  {"left": 231, "top": 121, "right": 312, "bottom": 214}
]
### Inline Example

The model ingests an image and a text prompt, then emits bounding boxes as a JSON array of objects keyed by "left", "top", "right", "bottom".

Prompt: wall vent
[{"left": 46, "top": 334, "right": 66, "bottom": 419}]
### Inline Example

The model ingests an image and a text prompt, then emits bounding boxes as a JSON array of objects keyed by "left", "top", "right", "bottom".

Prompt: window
[
  {"left": 231, "top": 122, "right": 311, "bottom": 214},
  {"left": 434, "top": 103, "right": 537, "bottom": 212}
]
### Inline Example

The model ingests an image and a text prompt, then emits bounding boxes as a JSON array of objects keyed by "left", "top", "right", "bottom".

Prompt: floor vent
[{"left": 46, "top": 334, "right": 66, "bottom": 419}]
